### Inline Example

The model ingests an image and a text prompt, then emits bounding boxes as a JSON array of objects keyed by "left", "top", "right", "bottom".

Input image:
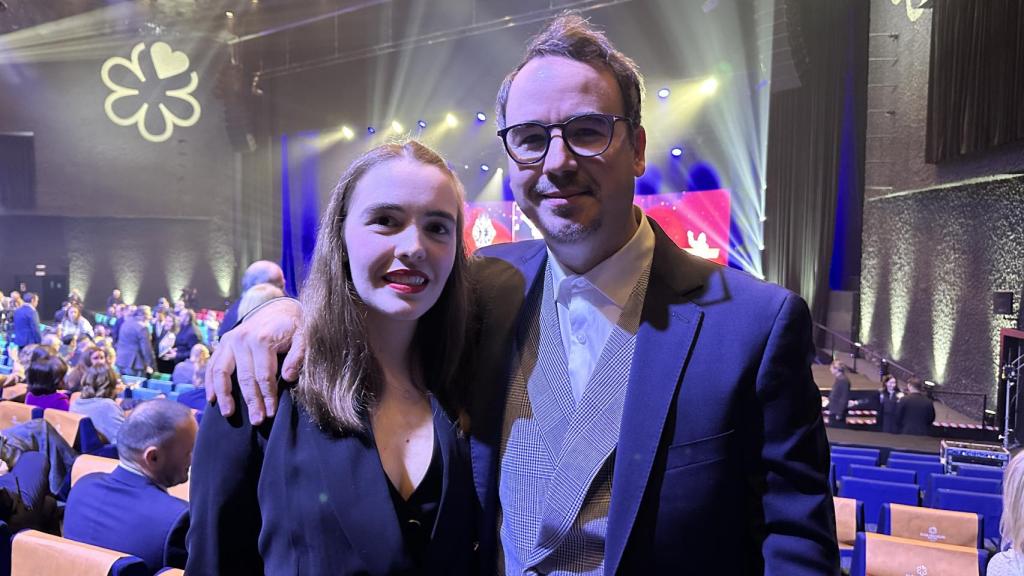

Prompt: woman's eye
[
  {"left": 427, "top": 222, "right": 450, "bottom": 235},
  {"left": 372, "top": 215, "right": 397, "bottom": 227}
]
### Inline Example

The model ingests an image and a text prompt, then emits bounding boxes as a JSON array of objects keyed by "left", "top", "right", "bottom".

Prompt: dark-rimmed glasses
[{"left": 497, "top": 113, "right": 632, "bottom": 165}]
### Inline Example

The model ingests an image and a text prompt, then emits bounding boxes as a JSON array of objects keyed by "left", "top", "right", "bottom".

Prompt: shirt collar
[{"left": 547, "top": 206, "right": 655, "bottom": 309}]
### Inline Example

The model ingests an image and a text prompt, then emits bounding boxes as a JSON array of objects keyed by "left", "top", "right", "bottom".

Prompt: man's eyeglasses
[{"left": 497, "top": 113, "right": 632, "bottom": 165}]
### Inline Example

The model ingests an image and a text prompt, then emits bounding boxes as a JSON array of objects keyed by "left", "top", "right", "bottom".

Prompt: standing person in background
[
  {"left": 878, "top": 375, "right": 903, "bottom": 434},
  {"left": 828, "top": 360, "right": 852, "bottom": 426},
  {"left": 115, "top": 306, "right": 155, "bottom": 377},
  {"left": 154, "top": 313, "right": 179, "bottom": 375},
  {"left": 12, "top": 293, "right": 42, "bottom": 349},
  {"left": 171, "top": 310, "right": 202, "bottom": 368},
  {"left": 217, "top": 261, "right": 286, "bottom": 341},
  {"left": 106, "top": 288, "right": 123, "bottom": 310},
  {"left": 897, "top": 377, "right": 935, "bottom": 435},
  {"left": 989, "top": 450, "right": 1024, "bottom": 576}
]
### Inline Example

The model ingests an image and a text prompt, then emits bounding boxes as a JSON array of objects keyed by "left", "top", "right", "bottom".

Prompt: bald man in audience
[
  {"left": 217, "top": 260, "right": 286, "bottom": 340},
  {"left": 64, "top": 400, "right": 197, "bottom": 573}
]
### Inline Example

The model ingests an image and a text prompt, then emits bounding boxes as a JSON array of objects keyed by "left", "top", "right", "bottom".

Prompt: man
[
  {"left": 217, "top": 260, "right": 286, "bottom": 340},
  {"left": 827, "top": 360, "right": 852, "bottom": 426},
  {"left": 11, "top": 292, "right": 42, "bottom": 348},
  {"left": 897, "top": 377, "right": 936, "bottom": 436},
  {"left": 106, "top": 288, "right": 123, "bottom": 310},
  {"left": 207, "top": 13, "right": 836, "bottom": 574},
  {"left": 64, "top": 400, "right": 195, "bottom": 573},
  {"left": 115, "top": 305, "right": 155, "bottom": 377}
]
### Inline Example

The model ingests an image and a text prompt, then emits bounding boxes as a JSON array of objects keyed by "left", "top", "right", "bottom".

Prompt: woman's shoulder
[{"left": 987, "top": 550, "right": 1024, "bottom": 576}]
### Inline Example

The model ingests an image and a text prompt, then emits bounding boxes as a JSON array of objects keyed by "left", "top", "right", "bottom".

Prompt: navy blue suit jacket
[
  {"left": 64, "top": 466, "right": 189, "bottom": 573},
  {"left": 187, "top": 383, "right": 478, "bottom": 575},
  {"left": 11, "top": 305, "right": 41, "bottom": 348},
  {"left": 467, "top": 220, "right": 838, "bottom": 575}
]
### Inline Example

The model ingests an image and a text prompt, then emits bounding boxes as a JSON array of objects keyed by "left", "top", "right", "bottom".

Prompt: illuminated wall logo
[
  {"left": 101, "top": 42, "right": 201, "bottom": 143},
  {"left": 891, "top": 0, "right": 925, "bottom": 23}
]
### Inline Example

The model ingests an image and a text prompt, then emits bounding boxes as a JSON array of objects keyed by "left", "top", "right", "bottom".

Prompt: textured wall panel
[{"left": 861, "top": 176, "right": 1024, "bottom": 418}]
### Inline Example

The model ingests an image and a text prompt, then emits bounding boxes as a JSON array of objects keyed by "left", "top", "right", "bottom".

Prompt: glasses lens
[
  {"left": 565, "top": 115, "right": 614, "bottom": 157},
  {"left": 505, "top": 123, "right": 548, "bottom": 163}
]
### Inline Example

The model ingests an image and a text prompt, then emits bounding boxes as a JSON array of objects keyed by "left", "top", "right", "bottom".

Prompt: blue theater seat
[
  {"left": 933, "top": 488, "right": 1002, "bottom": 546},
  {"left": 925, "top": 474, "right": 1000, "bottom": 507},
  {"left": 839, "top": 477, "right": 919, "bottom": 528},
  {"left": 887, "top": 459, "right": 944, "bottom": 485},
  {"left": 144, "top": 380, "right": 174, "bottom": 394},
  {"left": 830, "top": 446, "right": 881, "bottom": 464},
  {"left": 832, "top": 453, "right": 879, "bottom": 483},
  {"left": 128, "top": 387, "right": 162, "bottom": 402},
  {"left": 846, "top": 464, "right": 915, "bottom": 484},
  {"left": 850, "top": 532, "right": 988, "bottom": 576},
  {"left": 886, "top": 451, "right": 938, "bottom": 463},
  {"left": 955, "top": 463, "right": 1005, "bottom": 482},
  {"left": 878, "top": 502, "right": 984, "bottom": 549}
]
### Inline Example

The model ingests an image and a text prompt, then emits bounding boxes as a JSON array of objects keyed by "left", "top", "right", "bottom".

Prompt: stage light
[
  {"left": 445, "top": 113, "right": 458, "bottom": 128},
  {"left": 417, "top": 120, "right": 427, "bottom": 129},
  {"left": 340, "top": 126, "right": 354, "bottom": 140},
  {"left": 700, "top": 76, "right": 719, "bottom": 96},
  {"left": 480, "top": 164, "right": 490, "bottom": 172},
  {"left": 670, "top": 147, "right": 683, "bottom": 158},
  {"left": 657, "top": 88, "right": 671, "bottom": 99},
  {"left": 35, "top": 264, "right": 46, "bottom": 270},
  {"left": 476, "top": 112, "right": 487, "bottom": 122},
  {"left": 854, "top": 342, "right": 863, "bottom": 348},
  {"left": 391, "top": 120, "right": 403, "bottom": 134},
  {"left": 925, "top": 380, "right": 937, "bottom": 387},
  {"left": 367, "top": 126, "right": 376, "bottom": 134},
  {"left": 225, "top": 11, "right": 235, "bottom": 19}
]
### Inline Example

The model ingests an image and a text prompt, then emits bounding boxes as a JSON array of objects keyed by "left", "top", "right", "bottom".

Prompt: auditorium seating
[
  {"left": 925, "top": 474, "right": 1001, "bottom": 507},
  {"left": 887, "top": 451, "right": 939, "bottom": 462},
  {"left": 833, "top": 496, "right": 863, "bottom": 566},
  {"left": 886, "top": 458, "right": 944, "bottom": 484},
  {"left": 1, "top": 385, "right": 26, "bottom": 402},
  {"left": 42, "top": 409, "right": 108, "bottom": 455},
  {"left": 144, "top": 380, "right": 174, "bottom": 395},
  {"left": 0, "top": 403, "right": 40, "bottom": 431},
  {"left": 11, "top": 529, "right": 149, "bottom": 576},
  {"left": 878, "top": 502, "right": 983, "bottom": 549},
  {"left": 845, "top": 464, "right": 916, "bottom": 484},
  {"left": 69, "top": 454, "right": 189, "bottom": 502},
  {"left": 127, "top": 388, "right": 162, "bottom": 402},
  {"left": 850, "top": 532, "right": 988, "bottom": 576},
  {"left": 933, "top": 489, "right": 1002, "bottom": 546},
  {"left": 831, "top": 446, "right": 881, "bottom": 463},
  {"left": 839, "top": 477, "right": 919, "bottom": 527},
  {"left": 832, "top": 453, "right": 879, "bottom": 481},
  {"left": 956, "top": 463, "right": 1005, "bottom": 482}
]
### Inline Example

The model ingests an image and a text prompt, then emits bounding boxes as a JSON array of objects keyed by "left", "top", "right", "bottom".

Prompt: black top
[{"left": 387, "top": 434, "right": 443, "bottom": 568}]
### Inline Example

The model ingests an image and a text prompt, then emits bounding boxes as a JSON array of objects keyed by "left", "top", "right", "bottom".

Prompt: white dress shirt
[{"left": 548, "top": 209, "right": 655, "bottom": 402}]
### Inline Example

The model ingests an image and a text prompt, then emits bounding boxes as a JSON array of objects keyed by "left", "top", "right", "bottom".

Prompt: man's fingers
[
  {"left": 252, "top": 334, "right": 280, "bottom": 419},
  {"left": 206, "top": 343, "right": 237, "bottom": 416},
  {"left": 234, "top": 340, "right": 267, "bottom": 425},
  {"left": 280, "top": 325, "right": 306, "bottom": 382}
]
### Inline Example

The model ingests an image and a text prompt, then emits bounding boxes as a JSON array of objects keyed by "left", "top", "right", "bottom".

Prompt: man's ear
[
  {"left": 143, "top": 445, "right": 160, "bottom": 469},
  {"left": 632, "top": 125, "right": 647, "bottom": 178}
]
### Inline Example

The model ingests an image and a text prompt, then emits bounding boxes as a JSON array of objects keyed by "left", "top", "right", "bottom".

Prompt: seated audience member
[
  {"left": 237, "top": 281, "right": 287, "bottom": 320},
  {"left": 897, "top": 377, "right": 935, "bottom": 435},
  {"left": 1, "top": 344, "right": 37, "bottom": 388},
  {"left": 70, "top": 365, "right": 126, "bottom": 445},
  {"left": 93, "top": 323, "right": 112, "bottom": 349},
  {"left": 64, "top": 400, "right": 196, "bottom": 573},
  {"left": 990, "top": 450, "right": 1024, "bottom": 576},
  {"left": 58, "top": 305, "right": 93, "bottom": 345},
  {"left": 25, "top": 349, "right": 70, "bottom": 411},
  {"left": 174, "top": 357, "right": 208, "bottom": 415},
  {"left": 40, "top": 333, "right": 61, "bottom": 357},
  {"left": 65, "top": 341, "right": 99, "bottom": 392},
  {"left": 171, "top": 344, "right": 209, "bottom": 385}
]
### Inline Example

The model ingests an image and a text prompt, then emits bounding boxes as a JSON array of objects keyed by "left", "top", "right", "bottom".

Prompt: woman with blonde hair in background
[{"left": 990, "top": 450, "right": 1024, "bottom": 575}]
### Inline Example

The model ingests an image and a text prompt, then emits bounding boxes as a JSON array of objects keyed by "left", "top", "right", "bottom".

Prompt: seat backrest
[
  {"left": 956, "top": 463, "right": 1005, "bottom": 482},
  {"left": 168, "top": 480, "right": 189, "bottom": 502},
  {"left": 834, "top": 496, "right": 863, "bottom": 548},
  {"left": 71, "top": 455, "right": 119, "bottom": 487},
  {"left": 831, "top": 446, "right": 881, "bottom": 464},
  {"left": 887, "top": 451, "right": 939, "bottom": 463},
  {"left": 888, "top": 459, "right": 944, "bottom": 485},
  {"left": 832, "top": 453, "right": 879, "bottom": 481},
  {"left": 43, "top": 409, "right": 85, "bottom": 448},
  {"left": 848, "top": 464, "right": 916, "bottom": 484},
  {"left": 145, "top": 380, "right": 173, "bottom": 394},
  {"left": 11, "top": 529, "right": 148, "bottom": 576},
  {"left": 926, "top": 474, "right": 1001, "bottom": 507},
  {"left": 839, "top": 477, "right": 919, "bottom": 526},
  {"left": 880, "top": 502, "right": 983, "bottom": 549},
  {"left": 0, "top": 402, "right": 38, "bottom": 431},
  {"left": 129, "top": 388, "right": 162, "bottom": 402},
  {"left": 933, "top": 488, "right": 1002, "bottom": 545},
  {"left": 157, "top": 569, "right": 185, "bottom": 576},
  {"left": 850, "top": 532, "right": 986, "bottom": 576},
  {"left": 2, "top": 384, "right": 27, "bottom": 401}
]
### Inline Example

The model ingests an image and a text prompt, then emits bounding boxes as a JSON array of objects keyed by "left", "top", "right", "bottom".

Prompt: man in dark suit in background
[
  {"left": 11, "top": 292, "right": 42, "bottom": 349},
  {"left": 64, "top": 400, "right": 195, "bottom": 573},
  {"left": 114, "top": 306, "right": 155, "bottom": 377},
  {"left": 207, "top": 13, "right": 837, "bottom": 574},
  {"left": 897, "top": 377, "right": 936, "bottom": 435},
  {"left": 828, "top": 360, "right": 852, "bottom": 426}
]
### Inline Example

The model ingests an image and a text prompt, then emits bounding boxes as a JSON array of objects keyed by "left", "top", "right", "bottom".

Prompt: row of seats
[
  {"left": 121, "top": 376, "right": 196, "bottom": 403},
  {"left": 0, "top": 403, "right": 110, "bottom": 456}
]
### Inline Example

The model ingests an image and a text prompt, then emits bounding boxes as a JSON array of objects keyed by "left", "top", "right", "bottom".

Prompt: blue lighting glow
[{"left": 367, "top": 126, "right": 376, "bottom": 134}]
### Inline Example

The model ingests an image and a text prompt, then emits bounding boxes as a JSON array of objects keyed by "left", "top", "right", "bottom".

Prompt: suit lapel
[
  {"left": 527, "top": 268, "right": 575, "bottom": 462},
  {"left": 605, "top": 224, "right": 707, "bottom": 575}
]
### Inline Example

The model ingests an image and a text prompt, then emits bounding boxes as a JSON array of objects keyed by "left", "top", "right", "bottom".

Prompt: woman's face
[
  {"left": 343, "top": 158, "right": 459, "bottom": 324},
  {"left": 68, "top": 307, "right": 79, "bottom": 321},
  {"left": 89, "top": 349, "right": 107, "bottom": 367},
  {"left": 886, "top": 378, "right": 897, "bottom": 392}
]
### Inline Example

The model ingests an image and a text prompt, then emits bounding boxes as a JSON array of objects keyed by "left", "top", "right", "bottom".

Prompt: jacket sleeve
[
  {"left": 30, "top": 309, "right": 42, "bottom": 344},
  {"left": 186, "top": 379, "right": 269, "bottom": 575},
  {"left": 139, "top": 326, "right": 156, "bottom": 370},
  {"left": 756, "top": 293, "right": 839, "bottom": 575},
  {"left": 164, "top": 508, "right": 190, "bottom": 569}
]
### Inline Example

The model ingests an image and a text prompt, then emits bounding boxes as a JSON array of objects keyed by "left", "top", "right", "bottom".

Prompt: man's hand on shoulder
[{"left": 206, "top": 298, "right": 306, "bottom": 425}]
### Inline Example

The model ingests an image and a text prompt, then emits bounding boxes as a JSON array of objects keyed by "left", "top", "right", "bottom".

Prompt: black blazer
[
  {"left": 897, "top": 393, "right": 936, "bottom": 435},
  {"left": 187, "top": 382, "right": 478, "bottom": 576}
]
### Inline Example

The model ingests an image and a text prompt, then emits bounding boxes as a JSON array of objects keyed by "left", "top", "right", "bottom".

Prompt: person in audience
[
  {"left": 154, "top": 312, "right": 179, "bottom": 374},
  {"left": 172, "top": 310, "right": 203, "bottom": 368},
  {"left": 218, "top": 260, "right": 287, "bottom": 340},
  {"left": 828, "top": 360, "right": 852, "bottom": 426},
  {"left": 107, "top": 288, "right": 124, "bottom": 310},
  {"left": 155, "top": 297, "right": 172, "bottom": 316},
  {"left": 64, "top": 399, "right": 195, "bottom": 573},
  {"left": 878, "top": 374, "right": 903, "bottom": 434},
  {"left": 175, "top": 358, "right": 209, "bottom": 414},
  {"left": 110, "top": 303, "right": 128, "bottom": 344},
  {"left": 989, "top": 450, "right": 1024, "bottom": 576},
  {"left": 58, "top": 305, "right": 93, "bottom": 346},
  {"left": 9, "top": 291, "right": 23, "bottom": 310},
  {"left": 25, "top": 348, "right": 70, "bottom": 411},
  {"left": 897, "top": 377, "right": 935, "bottom": 435},
  {"left": 93, "top": 323, "right": 112, "bottom": 349},
  {"left": 66, "top": 345, "right": 119, "bottom": 393},
  {"left": 188, "top": 140, "right": 477, "bottom": 574},
  {"left": 172, "top": 343, "right": 209, "bottom": 385},
  {"left": 64, "top": 340, "right": 96, "bottom": 392},
  {"left": 237, "top": 282, "right": 286, "bottom": 320},
  {"left": 40, "top": 332, "right": 61, "bottom": 357},
  {"left": 115, "top": 306, "right": 156, "bottom": 377},
  {"left": 11, "top": 292, "right": 42, "bottom": 348},
  {"left": 70, "top": 365, "right": 126, "bottom": 445}
]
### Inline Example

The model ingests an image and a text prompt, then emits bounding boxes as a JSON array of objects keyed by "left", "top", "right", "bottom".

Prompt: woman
[
  {"left": 25, "top": 348, "right": 70, "bottom": 411},
  {"left": 171, "top": 310, "right": 202, "bottom": 368},
  {"left": 70, "top": 365, "right": 126, "bottom": 445},
  {"left": 989, "top": 450, "right": 1024, "bottom": 575},
  {"left": 154, "top": 312, "right": 179, "bottom": 374},
  {"left": 171, "top": 343, "right": 209, "bottom": 385},
  {"left": 188, "top": 140, "right": 476, "bottom": 575},
  {"left": 879, "top": 375, "right": 902, "bottom": 434},
  {"left": 66, "top": 344, "right": 116, "bottom": 392},
  {"left": 58, "top": 305, "right": 94, "bottom": 346}
]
